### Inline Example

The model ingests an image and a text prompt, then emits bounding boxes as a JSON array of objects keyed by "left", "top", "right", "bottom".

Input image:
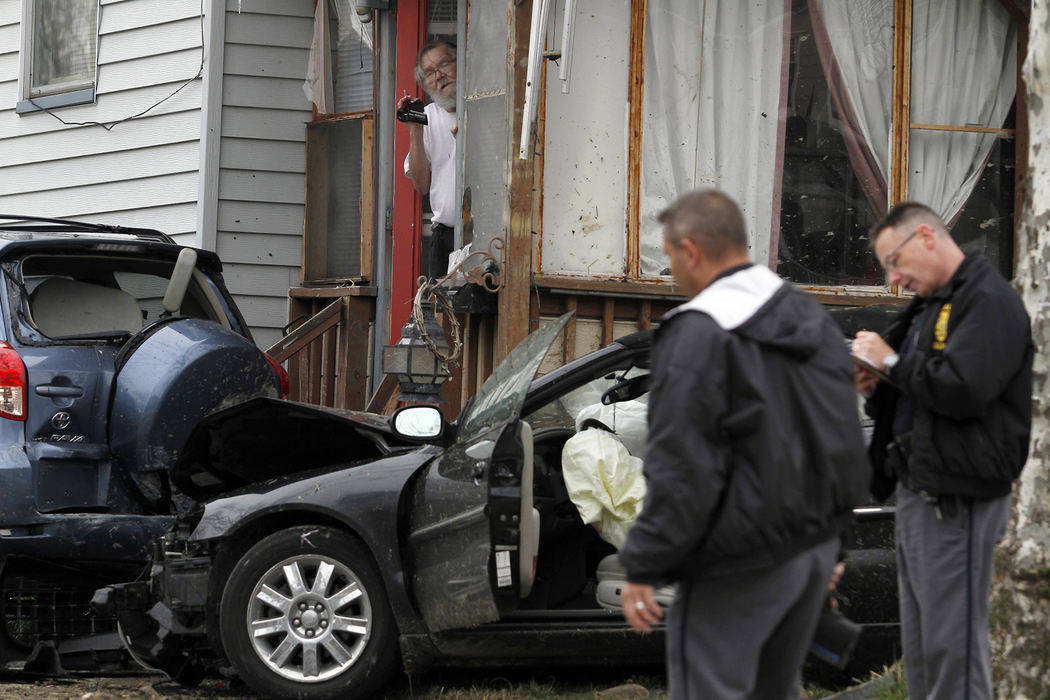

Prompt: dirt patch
[
  {"left": 0, "top": 668, "right": 669, "bottom": 700},
  {"left": 0, "top": 673, "right": 258, "bottom": 700}
]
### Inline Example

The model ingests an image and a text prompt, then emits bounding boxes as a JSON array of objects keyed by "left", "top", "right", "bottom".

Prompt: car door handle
[{"left": 35, "top": 385, "right": 84, "bottom": 398}]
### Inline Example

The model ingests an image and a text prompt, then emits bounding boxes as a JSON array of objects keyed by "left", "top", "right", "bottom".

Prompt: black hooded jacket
[
  {"left": 866, "top": 254, "right": 1033, "bottom": 501},
  {"left": 619, "top": 265, "right": 869, "bottom": 585}
]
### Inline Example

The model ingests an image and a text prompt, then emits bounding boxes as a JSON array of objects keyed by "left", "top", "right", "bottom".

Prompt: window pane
[
  {"left": 907, "top": 0, "right": 1016, "bottom": 276},
  {"left": 427, "top": 0, "right": 457, "bottom": 41},
  {"left": 919, "top": 110, "right": 1016, "bottom": 278},
  {"left": 325, "top": 119, "right": 364, "bottom": 279},
  {"left": 461, "top": 0, "right": 508, "bottom": 257},
  {"left": 31, "top": 0, "right": 97, "bottom": 94},
  {"left": 776, "top": 0, "right": 882, "bottom": 286},
  {"left": 331, "top": 3, "right": 374, "bottom": 113},
  {"left": 640, "top": 1, "right": 789, "bottom": 277}
]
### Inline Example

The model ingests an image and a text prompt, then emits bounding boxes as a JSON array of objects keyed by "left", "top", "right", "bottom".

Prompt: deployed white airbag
[
  {"left": 573, "top": 400, "right": 649, "bottom": 459},
  {"left": 561, "top": 428, "right": 646, "bottom": 549}
]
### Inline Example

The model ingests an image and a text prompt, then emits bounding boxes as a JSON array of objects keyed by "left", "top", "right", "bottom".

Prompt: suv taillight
[
  {"left": 265, "top": 353, "right": 290, "bottom": 400},
  {"left": 0, "top": 342, "right": 27, "bottom": 421}
]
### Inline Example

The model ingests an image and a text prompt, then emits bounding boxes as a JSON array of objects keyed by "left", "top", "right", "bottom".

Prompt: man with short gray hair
[{"left": 619, "top": 189, "right": 868, "bottom": 699}]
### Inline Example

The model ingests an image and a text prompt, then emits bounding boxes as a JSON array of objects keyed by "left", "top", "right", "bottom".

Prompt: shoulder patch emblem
[{"left": 932, "top": 303, "right": 951, "bottom": 350}]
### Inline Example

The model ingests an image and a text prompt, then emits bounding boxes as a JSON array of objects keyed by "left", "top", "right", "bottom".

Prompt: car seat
[
  {"left": 519, "top": 421, "right": 540, "bottom": 598},
  {"left": 595, "top": 553, "right": 677, "bottom": 611},
  {"left": 30, "top": 277, "right": 143, "bottom": 338}
]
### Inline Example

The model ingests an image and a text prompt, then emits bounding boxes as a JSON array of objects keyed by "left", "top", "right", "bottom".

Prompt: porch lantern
[{"left": 382, "top": 305, "right": 450, "bottom": 404}]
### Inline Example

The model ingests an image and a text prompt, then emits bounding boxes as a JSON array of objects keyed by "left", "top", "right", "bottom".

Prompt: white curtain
[
  {"left": 909, "top": 0, "right": 1016, "bottom": 222},
  {"left": 814, "top": 0, "right": 893, "bottom": 208},
  {"left": 817, "top": 0, "right": 1016, "bottom": 224},
  {"left": 640, "top": 0, "right": 788, "bottom": 275}
]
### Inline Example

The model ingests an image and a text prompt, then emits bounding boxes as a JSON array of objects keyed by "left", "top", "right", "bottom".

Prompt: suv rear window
[{"left": 17, "top": 254, "right": 230, "bottom": 341}]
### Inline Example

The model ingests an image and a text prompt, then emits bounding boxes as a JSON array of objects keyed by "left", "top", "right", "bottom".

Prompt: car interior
[
  {"left": 515, "top": 362, "right": 661, "bottom": 616},
  {"left": 17, "top": 254, "right": 227, "bottom": 340}
]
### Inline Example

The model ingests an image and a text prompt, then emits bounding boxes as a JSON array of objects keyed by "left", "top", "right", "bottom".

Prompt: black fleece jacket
[
  {"left": 867, "top": 254, "right": 1033, "bottom": 501},
  {"left": 619, "top": 265, "right": 869, "bottom": 585}
]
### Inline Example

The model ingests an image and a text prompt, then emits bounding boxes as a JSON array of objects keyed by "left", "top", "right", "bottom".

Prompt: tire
[{"left": 219, "top": 527, "right": 399, "bottom": 699}]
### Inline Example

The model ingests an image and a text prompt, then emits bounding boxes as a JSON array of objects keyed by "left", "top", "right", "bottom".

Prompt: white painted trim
[
  {"left": 15, "top": 87, "right": 96, "bottom": 114},
  {"left": 196, "top": 0, "right": 225, "bottom": 251}
]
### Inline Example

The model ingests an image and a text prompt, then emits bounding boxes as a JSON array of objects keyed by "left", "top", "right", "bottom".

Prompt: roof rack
[{"left": 0, "top": 215, "right": 175, "bottom": 244}]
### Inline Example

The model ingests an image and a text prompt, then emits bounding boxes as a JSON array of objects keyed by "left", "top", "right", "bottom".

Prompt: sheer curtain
[
  {"left": 640, "top": 0, "right": 789, "bottom": 274},
  {"left": 811, "top": 0, "right": 892, "bottom": 218},
  {"left": 814, "top": 0, "right": 1016, "bottom": 224},
  {"left": 909, "top": 0, "right": 1016, "bottom": 222}
]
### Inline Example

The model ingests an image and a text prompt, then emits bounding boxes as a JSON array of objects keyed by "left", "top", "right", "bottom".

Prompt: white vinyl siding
[
  {"left": 213, "top": 0, "right": 312, "bottom": 348},
  {"left": 1, "top": 0, "right": 319, "bottom": 347},
  {"left": 0, "top": 0, "right": 204, "bottom": 240}
]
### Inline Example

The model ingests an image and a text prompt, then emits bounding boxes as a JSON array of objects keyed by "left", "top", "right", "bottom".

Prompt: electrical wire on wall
[{"left": 26, "top": 0, "right": 206, "bottom": 131}]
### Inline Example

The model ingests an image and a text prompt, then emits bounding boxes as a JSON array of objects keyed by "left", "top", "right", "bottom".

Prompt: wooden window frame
[
  {"left": 536, "top": 0, "right": 1027, "bottom": 307},
  {"left": 302, "top": 113, "right": 376, "bottom": 285},
  {"left": 300, "top": 0, "right": 379, "bottom": 286}
]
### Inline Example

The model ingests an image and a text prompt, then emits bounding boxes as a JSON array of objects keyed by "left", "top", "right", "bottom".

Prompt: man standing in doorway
[
  {"left": 619, "top": 189, "right": 868, "bottom": 699},
  {"left": 852, "top": 201, "right": 1033, "bottom": 700},
  {"left": 398, "top": 40, "right": 457, "bottom": 279}
]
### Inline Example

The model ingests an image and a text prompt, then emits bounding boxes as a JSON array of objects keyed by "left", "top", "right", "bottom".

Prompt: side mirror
[
  {"left": 601, "top": 373, "right": 651, "bottom": 405},
  {"left": 391, "top": 405, "right": 447, "bottom": 441}
]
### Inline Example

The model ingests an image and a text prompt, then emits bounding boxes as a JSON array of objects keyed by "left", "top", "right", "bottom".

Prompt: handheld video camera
[
  {"left": 396, "top": 98, "right": 428, "bottom": 125},
  {"left": 809, "top": 605, "right": 862, "bottom": 670}
]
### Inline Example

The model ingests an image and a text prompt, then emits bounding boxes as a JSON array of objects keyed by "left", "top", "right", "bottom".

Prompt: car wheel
[{"left": 219, "top": 526, "right": 398, "bottom": 699}]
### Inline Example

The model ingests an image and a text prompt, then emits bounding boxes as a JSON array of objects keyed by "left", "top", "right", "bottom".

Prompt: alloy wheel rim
[{"left": 246, "top": 554, "right": 373, "bottom": 683}]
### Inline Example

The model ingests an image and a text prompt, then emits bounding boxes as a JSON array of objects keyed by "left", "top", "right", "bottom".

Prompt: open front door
[{"left": 407, "top": 314, "right": 571, "bottom": 632}]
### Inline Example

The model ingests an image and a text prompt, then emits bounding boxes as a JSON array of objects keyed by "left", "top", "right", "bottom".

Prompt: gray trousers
[
  {"left": 896, "top": 484, "right": 1011, "bottom": 700},
  {"left": 666, "top": 537, "right": 839, "bottom": 700}
]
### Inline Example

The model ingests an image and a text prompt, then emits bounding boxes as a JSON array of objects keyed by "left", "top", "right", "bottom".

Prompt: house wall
[
  {"left": 0, "top": 0, "right": 204, "bottom": 237},
  {"left": 214, "top": 0, "right": 314, "bottom": 350},
  {"left": 0, "top": 0, "right": 317, "bottom": 350},
  {"left": 540, "top": 0, "right": 630, "bottom": 277}
]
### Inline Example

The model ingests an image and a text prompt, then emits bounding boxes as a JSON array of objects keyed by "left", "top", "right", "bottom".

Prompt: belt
[{"left": 431, "top": 222, "right": 454, "bottom": 232}]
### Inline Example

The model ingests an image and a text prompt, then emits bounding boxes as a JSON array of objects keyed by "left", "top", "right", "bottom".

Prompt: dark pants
[
  {"left": 428, "top": 223, "right": 454, "bottom": 279},
  {"left": 666, "top": 537, "right": 839, "bottom": 699}
]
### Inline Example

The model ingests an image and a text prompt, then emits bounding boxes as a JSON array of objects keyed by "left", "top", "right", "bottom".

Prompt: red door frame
[{"left": 390, "top": 0, "right": 428, "bottom": 342}]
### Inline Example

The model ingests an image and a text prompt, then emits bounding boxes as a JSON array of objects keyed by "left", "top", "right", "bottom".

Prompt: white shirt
[{"left": 404, "top": 103, "right": 457, "bottom": 227}]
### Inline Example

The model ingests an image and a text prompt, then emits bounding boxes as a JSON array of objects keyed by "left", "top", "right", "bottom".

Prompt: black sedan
[{"left": 98, "top": 313, "right": 897, "bottom": 698}]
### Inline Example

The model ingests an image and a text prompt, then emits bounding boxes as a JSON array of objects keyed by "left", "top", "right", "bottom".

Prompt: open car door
[{"left": 407, "top": 313, "right": 571, "bottom": 632}]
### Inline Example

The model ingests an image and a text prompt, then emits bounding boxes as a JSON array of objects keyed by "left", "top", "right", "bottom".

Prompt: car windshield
[
  {"left": 14, "top": 253, "right": 229, "bottom": 340},
  {"left": 456, "top": 313, "right": 572, "bottom": 442}
]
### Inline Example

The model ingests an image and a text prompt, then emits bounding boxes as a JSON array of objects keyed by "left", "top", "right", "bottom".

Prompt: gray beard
[{"left": 427, "top": 88, "right": 456, "bottom": 113}]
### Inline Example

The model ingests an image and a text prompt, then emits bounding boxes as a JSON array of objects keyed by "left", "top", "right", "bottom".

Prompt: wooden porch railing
[
  {"left": 266, "top": 286, "right": 377, "bottom": 410},
  {"left": 266, "top": 283, "right": 674, "bottom": 417}
]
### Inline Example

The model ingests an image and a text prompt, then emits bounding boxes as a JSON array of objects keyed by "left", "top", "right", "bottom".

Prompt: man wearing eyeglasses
[
  {"left": 398, "top": 41, "right": 458, "bottom": 279},
  {"left": 851, "top": 201, "right": 1033, "bottom": 700}
]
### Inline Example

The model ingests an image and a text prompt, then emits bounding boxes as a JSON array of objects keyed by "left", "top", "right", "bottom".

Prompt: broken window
[{"left": 538, "top": 0, "right": 1018, "bottom": 293}]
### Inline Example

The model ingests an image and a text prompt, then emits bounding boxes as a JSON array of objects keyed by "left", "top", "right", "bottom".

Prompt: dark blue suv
[{"left": 0, "top": 216, "right": 286, "bottom": 669}]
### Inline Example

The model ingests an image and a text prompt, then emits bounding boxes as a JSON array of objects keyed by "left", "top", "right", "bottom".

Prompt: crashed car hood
[{"left": 171, "top": 397, "right": 405, "bottom": 500}]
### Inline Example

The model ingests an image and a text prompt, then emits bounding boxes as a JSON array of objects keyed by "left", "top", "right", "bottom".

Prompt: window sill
[{"left": 16, "top": 87, "right": 95, "bottom": 115}]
